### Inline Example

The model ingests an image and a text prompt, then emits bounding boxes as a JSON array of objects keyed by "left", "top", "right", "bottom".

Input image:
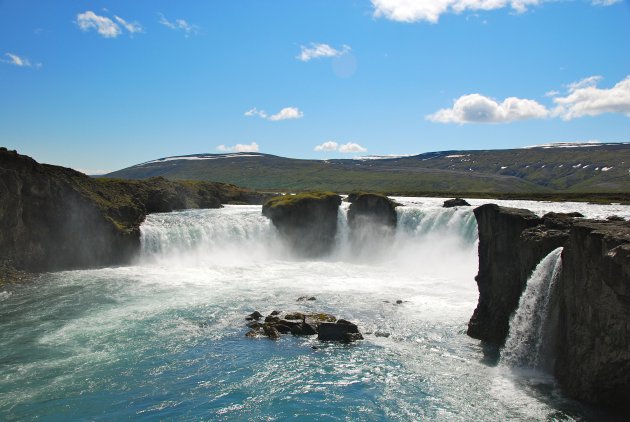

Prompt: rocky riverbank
[
  {"left": 0, "top": 148, "right": 262, "bottom": 273},
  {"left": 469, "top": 203, "right": 630, "bottom": 409}
]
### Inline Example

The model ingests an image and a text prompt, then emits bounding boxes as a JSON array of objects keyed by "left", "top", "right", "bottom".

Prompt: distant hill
[{"left": 103, "top": 143, "right": 630, "bottom": 194}]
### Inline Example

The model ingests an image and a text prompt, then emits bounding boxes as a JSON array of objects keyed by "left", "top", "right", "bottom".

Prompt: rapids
[{"left": 1, "top": 197, "right": 628, "bottom": 420}]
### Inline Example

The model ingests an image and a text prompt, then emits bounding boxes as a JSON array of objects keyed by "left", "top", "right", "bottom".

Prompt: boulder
[
  {"left": 443, "top": 198, "right": 470, "bottom": 208},
  {"left": 246, "top": 311, "right": 263, "bottom": 321},
  {"left": 318, "top": 321, "right": 363, "bottom": 342},
  {"left": 263, "top": 324, "right": 281, "bottom": 340},
  {"left": 262, "top": 192, "right": 342, "bottom": 257},
  {"left": 347, "top": 193, "right": 398, "bottom": 231}
]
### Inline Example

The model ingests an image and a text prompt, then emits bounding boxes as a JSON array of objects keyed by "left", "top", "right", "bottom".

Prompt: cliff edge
[
  {"left": 469, "top": 203, "right": 630, "bottom": 409},
  {"left": 0, "top": 148, "right": 260, "bottom": 273}
]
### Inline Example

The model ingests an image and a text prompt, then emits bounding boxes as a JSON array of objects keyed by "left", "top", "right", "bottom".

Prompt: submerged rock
[
  {"left": 297, "top": 296, "right": 316, "bottom": 301},
  {"left": 262, "top": 192, "right": 342, "bottom": 257},
  {"left": 318, "top": 321, "right": 363, "bottom": 343},
  {"left": 443, "top": 198, "right": 470, "bottom": 208}
]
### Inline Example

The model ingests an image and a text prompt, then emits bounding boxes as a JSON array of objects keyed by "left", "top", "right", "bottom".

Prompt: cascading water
[
  {"left": 501, "top": 247, "right": 564, "bottom": 369},
  {"left": 3, "top": 199, "right": 621, "bottom": 421}
]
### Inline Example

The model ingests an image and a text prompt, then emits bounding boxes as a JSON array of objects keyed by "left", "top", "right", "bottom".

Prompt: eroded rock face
[
  {"left": 0, "top": 148, "right": 260, "bottom": 272},
  {"left": 347, "top": 193, "right": 397, "bottom": 229},
  {"left": 469, "top": 202, "right": 630, "bottom": 410},
  {"left": 0, "top": 150, "right": 140, "bottom": 271},
  {"left": 262, "top": 193, "right": 342, "bottom": 257},
  {"left": 467, "top": 204, "right": 567, "bottom": 344},
  {"left": 554, "top": 221, "right": 630, "bottom": 408},
  {"left": 347, "top": 193, "right": 398, "bottom": 249}
]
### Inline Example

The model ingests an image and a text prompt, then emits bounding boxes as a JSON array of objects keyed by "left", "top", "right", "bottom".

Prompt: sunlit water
[{"left": 1, "top": 198, "right": 628, "bottom": 421}]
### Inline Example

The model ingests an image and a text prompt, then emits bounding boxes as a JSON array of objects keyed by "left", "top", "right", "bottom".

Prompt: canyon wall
[
  {"left": 469, "top": 203, "right": 630, "bottom": 409},
  {"left": 0, "top": 148, "right": 260, "bottom": 273}
]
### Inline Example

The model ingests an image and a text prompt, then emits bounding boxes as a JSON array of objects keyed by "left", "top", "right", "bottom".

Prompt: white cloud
[
  {"left": 314, "top": 141, "right": 367, "bottom": 153},
  {"left": 216, "top": 142, "right": 260, "bottom": 152},
  {"left": 268, "top": 107, "right": 304, "bottom": 121},
  {"left": 2, "top": 53, "right": 31, "bottom": 67},
  {"left": 314, "top": 141, "right": 339, "bottom": 151},
  {"left": 246, "top": 106, "right": 304, "bottom": 121},
  {"left": 427, "top": 93, "right": 549, "bottom": 124},
  {"left": 297, "top": 43, "right": 351, "bottom": 62},
  {"left": 244, "top": 108, "right": 268, "bottom": 119},
  {"left": 158, "top": 13, "right": 199, "bottom": 36},
  {"left": 77, "top": 11, "right": 121, "bottom": 38},
  {"left": 77, "top": 11, "right": 141, "bottom": 38},
  {"left": 544, "top": 90, "right": 559, "bottom": 97},
  {"left": 339, "top": 142, "right": 368, "bottom": 153},
  {"left": 552, "top": 75, "right": 630, "bottom": 120},
  {"left": 114, "top": 16, "right": 143, "bottom": 34},
  {"left": 371, "top": 0, "right": 620, "bottom": 23}
]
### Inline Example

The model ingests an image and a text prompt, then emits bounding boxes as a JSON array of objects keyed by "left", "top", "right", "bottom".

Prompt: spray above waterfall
[
  {"left": 501, "top": 247, "right": 564, "bottom": 369},
  {"left": 138, "top": 202, "right": 479, "bottom": 277}
]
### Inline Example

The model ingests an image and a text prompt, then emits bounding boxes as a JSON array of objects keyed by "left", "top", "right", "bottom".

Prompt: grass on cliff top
[{"left": 264, "top": 192, "right": 339, "bottom": 209}]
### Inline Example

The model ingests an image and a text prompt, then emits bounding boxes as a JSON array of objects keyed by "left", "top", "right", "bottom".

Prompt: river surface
[{"left": 1, "top": 198, "right": 628, "bottom": 421}]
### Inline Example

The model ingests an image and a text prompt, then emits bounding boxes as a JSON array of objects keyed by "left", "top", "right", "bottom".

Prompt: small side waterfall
[{"left": 501, "top": 247, "right": 563, "bottom": 369}]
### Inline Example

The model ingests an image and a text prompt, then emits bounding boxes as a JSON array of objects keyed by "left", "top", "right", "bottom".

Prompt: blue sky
[{"left": 1, "top": 0, "right": 629, "bottom": 173}]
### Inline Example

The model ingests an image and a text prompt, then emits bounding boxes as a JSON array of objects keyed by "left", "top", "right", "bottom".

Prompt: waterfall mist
[{"left": 138, "top": 203, "right": 479, "bottom": 282}]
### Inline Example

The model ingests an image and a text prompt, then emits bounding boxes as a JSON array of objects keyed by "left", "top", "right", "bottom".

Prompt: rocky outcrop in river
[
  {"left": 469, "top": 203, "right": 630, "bottom": 409},
  {"left": 0, "top": 148, "right": 260, "bottom": 273},
  {"left": 347, "top": 193, "right": 398, "bottom": 234},
  {"left": 262, "top": 192, "right": 342, "bottom": 257}
]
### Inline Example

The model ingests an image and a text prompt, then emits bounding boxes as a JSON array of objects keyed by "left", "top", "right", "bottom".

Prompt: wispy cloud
[
  {"left": 245, "top": 106, "right": 304, "bottom": 121},
  {"left": 297, "top": 43, "right": 351, "bottom": 62},
  {"left": 552, "top": 75, "right": 630, "bottom": 120},
  {"left": 244, "top": 108, "right": 268, "bottom": 119},
  {"left": 114, "top": 16, "right": 143, "bottom": 35},
  {"left": 427, "top": 94, "right": 549, "bottom": 124},
  {"left": 314, "top": 141, "right": 367, "bottom": 153},
  {"left": 158, "top": 13, "right": 199, "bottom": 36},
  {"left": 216, "top": 142, "right": 260, "bottom": 152},
  {"left": 1, "top": 52, "right": 41, "bottom": 68},
  {"left": 371, "top": 0, "right": 621, "bottom": 23},
  {"left": 76, "top": 11, "right": 141, "bottom": 38}
]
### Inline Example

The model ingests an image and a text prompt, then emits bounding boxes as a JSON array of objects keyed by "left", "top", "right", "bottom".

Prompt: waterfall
[
  {"left": 138, "top": 203, "right": 479, "bottom": 272},
  {"left": 501, "top": 247, "right": 563, "bottom": 369}
]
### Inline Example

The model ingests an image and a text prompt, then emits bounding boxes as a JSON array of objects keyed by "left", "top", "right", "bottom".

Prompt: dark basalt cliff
[
  {"left": 262, "top": 192, "right": 342, "bottom": 257},
  {"left": 554, "top": 220, "right": 630, "bottom": 408},
  {"left": 0, "top": 148, "right": 260, "bottom": 273},
  {"left": 469, "top": 203, "right": 630, "bottom": 409},
  {"left": 468, "top": 204, "right": 569, "bottom": 343}
]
